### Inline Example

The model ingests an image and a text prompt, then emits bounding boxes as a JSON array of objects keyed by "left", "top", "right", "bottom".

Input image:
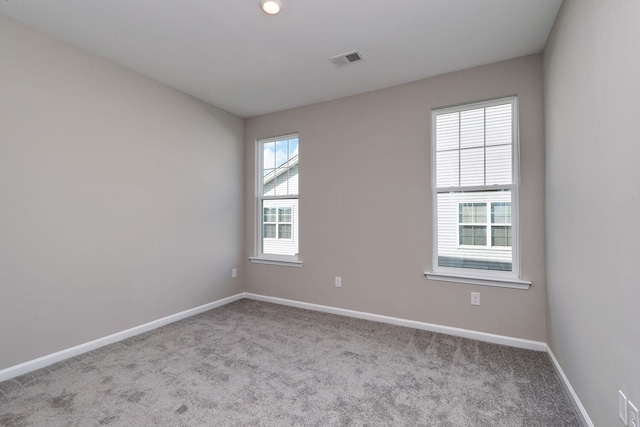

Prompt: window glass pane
[
  {"left": 287, "top": 165, "right": 299, "bottom": 195},
  {"left": 460, "top": 147, "right": 484, "bottom": 186},
  {"left": 486, "top": 144, "right": 512, "bottom": 185},
  {"left": 263, "top": 224, "right": 276, "bottom": 238},
  {"left": 274, "top": 168, "right": 289, "bottom": 196},
  {"left": 276, "top": 140, "right": 289, "bottom": 168},
  {"left": 263, "top": 207, "right": 276, "bottom": 223},
  {"left": 459, "top": 225, "right": 486, "bottom": 246},
  {"left": 263, "top": 169, "right": 276, "bottom": 196},
  {"left": 491, "top": 202, "right": 511, "bottom": 224},
  {"left": 278, "top": 224, "right": 292, "bottom": 239},
  {"left": 460, "top": 108, "right": 484, "bottom": 149},
  {"left": 434, "top": 100, "right": 514, "bottom": 273},
  {"left": 437, "top": 189, "right": 512, "bottom": 272},
  {"left": 288, "top": 138, "right": 299, "bottom": 160},
  {"left": 492, "top": 226, "right": 512, "bottom": 247},
  {"left": 279, "top": 207, "right": 292, "bottom": 223},
  {"left": 259, "top": 135, "right": 299, "bottom": 257},
  {"left": 261, "top": 198, "right": 298, "bottom": 256},
  {"left": 263, "top": 142, "right": 275, "bottom": 170},
  {"left": 485, "top": 104, "right": 512, "bottom": 146},
  {"left": 436, "top": 151, "right": 459, "bottom": 188},
  {"left": 436, "top": 112, "right": 460, "bottom": 152},
  {"left": 459, "top": 203, "right": 486, "bottom": 223}
]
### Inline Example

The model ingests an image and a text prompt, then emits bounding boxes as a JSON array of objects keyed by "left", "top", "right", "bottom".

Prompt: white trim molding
[
  {"left": 425, "top": 271, "right": 531, "bottom": 289},
  {"left": 0, "top": 293, "right": 244, "bottom": 383},
  {"left": 244, "top": 293, "right": 546, "bottom": 351},
  {"left": 0, "top": 290, "right": 592, "bottom": 427},
  {"left": 248, "top": 256, "right": 303, "bottom": 267},
  {"left": 546, "top": 345, "right": 594, "bottom": 427}
]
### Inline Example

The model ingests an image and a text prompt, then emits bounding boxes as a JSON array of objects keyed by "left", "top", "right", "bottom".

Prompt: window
[
  {"left": 457, "top": 202, "right": 512, "bottom": 248},
  {"left": 491, "top": 202, "right": 512, "bottom": 247},
  {"left": 263, "top": 206, "right": 293, "bottom": 240},
  {"left": 429, "top": 97, "right": 527, "bottom": 287},
  {"left": 251, "top": 134, "right": 301, "bottom": 266},
  {"left": 459, "top": 203, "right": 487, "bottom": 246}
]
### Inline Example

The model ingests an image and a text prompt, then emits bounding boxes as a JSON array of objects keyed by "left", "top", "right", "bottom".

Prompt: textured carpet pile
[{"left": 0, "top": 299, "right": 580, "bottom": 426}]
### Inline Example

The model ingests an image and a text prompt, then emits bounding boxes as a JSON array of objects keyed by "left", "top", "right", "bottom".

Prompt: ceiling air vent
[{"left": 329, "top": 51, "right": 364, "bottom": 67}]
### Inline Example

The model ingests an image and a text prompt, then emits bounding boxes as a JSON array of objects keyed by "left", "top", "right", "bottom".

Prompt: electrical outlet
[
  {"left": 471, "top": 292, "right": 480, "bottom": 306},
  {"left": 231, "top": 268, "right": 237, "bottom": 278},
  {"left": 620, "top": 391, "right": 629, "bottom": 425},
  {"left": 335, "top": 276, "right": 342, "bottom": 288},
  {"left": 629, "top": 401, "right": 639, "bottom": 427}
]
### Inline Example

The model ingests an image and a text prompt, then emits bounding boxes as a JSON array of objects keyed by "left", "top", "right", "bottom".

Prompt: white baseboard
[
  {"left": 0, "top": 293, "right": 244, "bottom": 383},
  {"left": 546, "top": 345, "right": 594, "bottom": 427},
  {"left": 0, "top": 290, "right": 591, "bottom": 427},
  {"left": 243, "top": 293, "right": 547, "bottom": 351}
]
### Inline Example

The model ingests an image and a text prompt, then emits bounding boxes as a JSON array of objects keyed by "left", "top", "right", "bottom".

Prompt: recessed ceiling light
[{"left": 260, "top": 0, "right": 283, "bottom": 15}]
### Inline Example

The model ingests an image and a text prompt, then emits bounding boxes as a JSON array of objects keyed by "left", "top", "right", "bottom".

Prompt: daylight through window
[
  {"left": 433, "top": 98, "right": 518, "bottom": 274},
  {"left": 257, "top": 134, "right": 299, "bottom": 258}
]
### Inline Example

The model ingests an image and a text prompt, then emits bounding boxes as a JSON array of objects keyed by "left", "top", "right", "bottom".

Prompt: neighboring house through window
[
  {"left": 430, "top": 97, "right": 525, "bottom": 285},
  {"left": 250, "top": 134, "right": 301, "bottom": 266}
]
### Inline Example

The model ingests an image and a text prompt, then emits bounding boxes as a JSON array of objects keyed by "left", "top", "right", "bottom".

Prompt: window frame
[
  {"left": 249, "top": 133, "right": 302, "bottom": 268},
  {"left": 427, "top": 97, "right": 530, "bottom": 289}
]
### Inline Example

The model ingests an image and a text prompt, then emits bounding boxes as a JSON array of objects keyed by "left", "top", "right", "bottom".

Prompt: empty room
[{"left": 0, "top": 1, "right": 638, "bottom": 426}]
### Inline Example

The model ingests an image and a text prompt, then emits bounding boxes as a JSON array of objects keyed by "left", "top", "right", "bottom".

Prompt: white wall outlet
[
  {"left": 620, "top": 391, "right": 629, "bottom": 425},
  {"left": 471, "top": 292, "right": 480, "bottom": 306},
  {"left": 231, "top": 268, "right": 237, "bottom": 278},
  {"left": 335, "top": 276, "right": 342, "bottom": 288},
  {"left": 629, "top": 401, "right": 639, "bottom": 427}
]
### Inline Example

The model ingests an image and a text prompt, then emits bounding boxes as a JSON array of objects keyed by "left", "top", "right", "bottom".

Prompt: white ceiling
[{"left": 0, "top": 0, "right": 562, "bottom": 118}]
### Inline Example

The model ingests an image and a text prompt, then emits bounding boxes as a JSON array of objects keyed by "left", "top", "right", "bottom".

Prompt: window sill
[
  {"left": 249, "top": 256, "right": 303, "bottom": 268},
  {"left": 425, "top": 271, "right": 531, "bottom": 289}
]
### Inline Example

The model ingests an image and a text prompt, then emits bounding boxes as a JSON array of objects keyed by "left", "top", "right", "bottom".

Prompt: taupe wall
[
  {"left": 544, "top": 1, "right": 640, "bottom": 425},
  {"left": 244, "top": 55, "right": 547, "bottom": 341},
  {"left": 0, "top": 16, "right": 244, "bottom": 370}
]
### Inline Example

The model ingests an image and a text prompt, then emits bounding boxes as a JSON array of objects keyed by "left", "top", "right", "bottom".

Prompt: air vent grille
[{"left": 329, "top": 51, "right": 364, "bottom": 67}]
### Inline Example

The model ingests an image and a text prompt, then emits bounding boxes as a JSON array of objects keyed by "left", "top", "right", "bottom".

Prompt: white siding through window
[
  {"left": 256, "top": 134, "right": 299, "bottom": 259},
  {"left": 433, "top": 98, "right": 518, "bottom": 274}
]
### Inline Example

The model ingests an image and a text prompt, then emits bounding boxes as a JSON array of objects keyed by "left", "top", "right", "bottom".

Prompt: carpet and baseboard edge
[
  {"left": 0, "top": 291, "right": 592, "bottom": 426},
  {"left": 546, "top": 345, "right": 594, "bottom": 427},
  {"left": 0, "top": 293, "right": 245, "bottom": 383}
]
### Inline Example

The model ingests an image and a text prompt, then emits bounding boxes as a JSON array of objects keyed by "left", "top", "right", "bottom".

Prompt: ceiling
[{"left": 0, "top": 0, "right": 563, "bottom": 118}]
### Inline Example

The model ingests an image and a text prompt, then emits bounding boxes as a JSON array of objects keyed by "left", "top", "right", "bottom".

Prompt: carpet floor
[{"left": 0, "top": 299, "right": 581, "bottom": 426}]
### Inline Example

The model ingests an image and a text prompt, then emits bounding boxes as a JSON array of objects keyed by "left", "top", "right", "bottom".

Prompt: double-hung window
[
  {"left": 250, "top": 134, "right": 301, "bottom": 267},
  {"left": 428, "top": 97, "right": 529, "bottom": 288}
]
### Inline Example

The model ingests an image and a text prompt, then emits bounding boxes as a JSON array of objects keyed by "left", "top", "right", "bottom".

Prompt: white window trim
[
  {"left": 251, "top": 133, "right": 303, "bottom": 267},
  {"left": 426, "top": 97, "right": 529, "bottom": 289},
  {"left": 424, "top": 271, "right": 531, "bottom": 289}
]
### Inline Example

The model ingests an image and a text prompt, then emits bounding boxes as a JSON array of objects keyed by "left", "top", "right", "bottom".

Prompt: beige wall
[
  {"left": 544, "top": 1, "right": 640, "bottom": 425},
  {"left": 0, "top": 16, "right": 244, "bottom": 370},
  {"left": 244, "top": 55, "right": 546, "bottom": 341}
]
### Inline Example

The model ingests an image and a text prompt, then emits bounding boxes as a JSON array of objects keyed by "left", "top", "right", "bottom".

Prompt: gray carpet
[{"left": 0, "top": 299, "right": 581, "bottom": 426}]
